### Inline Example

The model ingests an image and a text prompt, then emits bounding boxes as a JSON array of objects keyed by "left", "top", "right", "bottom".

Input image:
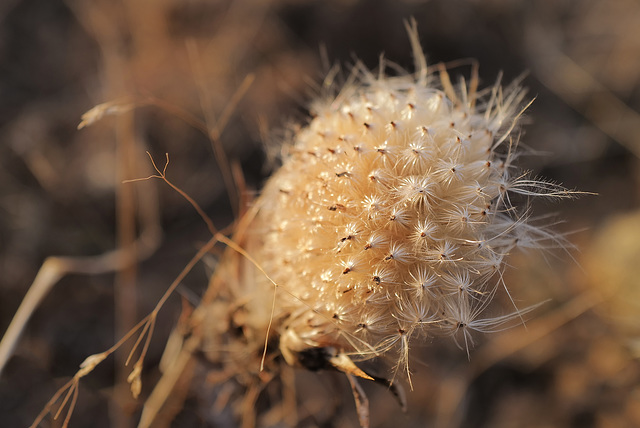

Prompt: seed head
[{"left": 240, "top": 26, "right": 568, "bottom": 383}]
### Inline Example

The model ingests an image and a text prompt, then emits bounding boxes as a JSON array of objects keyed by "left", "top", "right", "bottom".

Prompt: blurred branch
[
  {"left": 528, "top": 28, "right": 640, "bottom": 158},
  {"left": 0, "top": 220, "right": 161, "bottom": 375},
  {"left": 435, "top": 289, "right": 603, "bottom": 428}
]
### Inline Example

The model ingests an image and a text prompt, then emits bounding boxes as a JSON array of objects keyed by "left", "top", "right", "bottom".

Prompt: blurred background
[{"left": 1, "top": 0, "right": 639, "bottom": 427}]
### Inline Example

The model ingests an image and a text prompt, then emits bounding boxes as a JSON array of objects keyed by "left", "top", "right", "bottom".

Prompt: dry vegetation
[{"left": 1, "top": 0, "right": 639, "bottom": 427}]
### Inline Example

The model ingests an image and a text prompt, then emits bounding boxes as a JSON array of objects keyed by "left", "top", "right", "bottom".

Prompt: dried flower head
[{"left": 198, "top": 23, "right": 572, "bottom": 424}]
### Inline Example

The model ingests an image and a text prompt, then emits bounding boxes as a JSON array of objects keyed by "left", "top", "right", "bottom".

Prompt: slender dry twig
[{"left": 0, "top": 221, "right": 160, "bottom": 375}]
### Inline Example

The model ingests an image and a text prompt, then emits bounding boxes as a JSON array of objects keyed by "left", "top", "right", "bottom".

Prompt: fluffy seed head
[{"left": 240, "top": 27, "right": 566, "bottom": 379}]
